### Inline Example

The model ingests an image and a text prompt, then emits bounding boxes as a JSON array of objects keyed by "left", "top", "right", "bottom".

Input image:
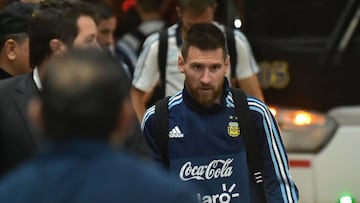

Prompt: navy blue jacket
[
  {"left": 0, "top": 139, "right": 198, "bottom": 203},
  {"left": 142, "top": 81, "right": 299, "bottom": 203}
]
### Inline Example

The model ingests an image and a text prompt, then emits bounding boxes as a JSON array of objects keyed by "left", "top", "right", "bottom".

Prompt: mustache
[{"left": 198, "top": 84, "right": 213, "bottom": 89}]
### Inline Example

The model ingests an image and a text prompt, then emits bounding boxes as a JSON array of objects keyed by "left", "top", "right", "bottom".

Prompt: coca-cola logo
[{"left": 179, "top": 158, "right": 234, "bottom": 181}]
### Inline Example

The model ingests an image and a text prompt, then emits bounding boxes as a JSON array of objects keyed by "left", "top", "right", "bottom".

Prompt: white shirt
[{"left": 33, "top": 67, "right": 42, "bottom": 90}]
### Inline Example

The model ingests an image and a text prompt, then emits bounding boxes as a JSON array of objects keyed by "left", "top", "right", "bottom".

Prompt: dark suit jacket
[
  {"left": 0, "top": 68, "right": 12, "bottom": 80},
  {"left": 0, "top": 72, "right": 42, "bottom": 176}
]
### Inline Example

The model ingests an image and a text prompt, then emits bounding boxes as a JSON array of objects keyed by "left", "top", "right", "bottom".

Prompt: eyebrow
[{"left": 190, "top": 62, "right": 222, "bottom": 66}]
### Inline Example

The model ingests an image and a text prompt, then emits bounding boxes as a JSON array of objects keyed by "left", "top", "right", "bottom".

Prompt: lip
[{"left": 199, "top": 88, "right": 213, "bottom": 92}]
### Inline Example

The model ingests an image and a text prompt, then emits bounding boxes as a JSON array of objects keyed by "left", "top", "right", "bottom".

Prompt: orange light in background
[
  {"left": 293, "top": 111, "right": 312, "bottom": 126},
  {"left": 269, "top": 106, "right": 277, "bottom": 116}
]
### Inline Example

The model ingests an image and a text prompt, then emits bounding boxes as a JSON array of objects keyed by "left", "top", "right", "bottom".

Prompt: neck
[{"left": 0, "top": 58, "right": 15, "bottom": 76}]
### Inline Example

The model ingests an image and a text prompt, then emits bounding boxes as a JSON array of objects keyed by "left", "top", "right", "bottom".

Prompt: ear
[
  {"left": 178, "top": 54, "right": 185, "bottom": 73},
  {"left": 212, "top": 2, "right": 218, "bottom": 10},
  {"left": 110, "top": 99, "right": 135, "bottom": 145},
  {"left": 49, "top": 39, "right": 66, "bottom": 55},
  {"left": 176, "top": 6, "right": 182, "bottom": 18},
  {"left": 28, "top": 97, "right": 43, "bottom": 129},
  {"left": 4, "top": 39, "right": 18, "bottom": 61}
]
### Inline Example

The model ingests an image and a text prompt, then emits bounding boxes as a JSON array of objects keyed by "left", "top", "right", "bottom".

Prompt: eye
[
  {"left": 191, "top": 64, "right": 203, "bottom": 71},
  {"left": 210, "top": 64, "right": 221, "bottom": 72}
]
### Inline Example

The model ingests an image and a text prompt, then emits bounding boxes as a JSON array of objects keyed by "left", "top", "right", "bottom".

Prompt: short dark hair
[
  {"left": 181, "top": 23, "right": 228, "bottom": 61},
  {"left": 29, "top": 0, "right": 96, "bottom": 68},
  {"left": 41, "top": 48, "right": 130, "bottom": 139},
  {"left": 137, "top": 0, "right": 163, "bottom": 13},
  {"left": 0, "top": 33, "right": 28, "bottom": 52},
  {"left": 87, "top": 0, "right": 115, "bottom": 22},
  {"left": 177, "top": 0, "right": 216, "bottom": 14}
]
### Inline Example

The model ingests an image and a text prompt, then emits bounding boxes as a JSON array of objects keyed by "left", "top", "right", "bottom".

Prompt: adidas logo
[{"left": 169, "top": 126, "right": 184, "bottom": 138}]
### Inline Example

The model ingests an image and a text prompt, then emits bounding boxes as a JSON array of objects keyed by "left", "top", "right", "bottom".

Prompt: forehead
[
  {"left": 186, "top": 46, "right": 224, "bottom": 63},
  {"left": 77, "top": 15, "right": 97, "bottom": 34},
  {"left": 97, "top": 17, "right": 117, "bottom": 29}
]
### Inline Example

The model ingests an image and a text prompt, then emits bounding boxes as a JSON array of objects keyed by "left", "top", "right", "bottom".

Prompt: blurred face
[
  {"left": 178, "top": 6, "right": 215, "bottom": 36},
  {"left": 178, "top": 46, "right": 229, "bottom": 106},
  {"left": 96, "top": 16, "right": 117, "bottom": 48},
  {"left": 72, "top": 15, "right": 100, "bottom": 49}
]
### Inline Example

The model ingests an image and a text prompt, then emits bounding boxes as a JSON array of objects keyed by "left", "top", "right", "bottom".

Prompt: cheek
[{"left": 184, "top": 71, "right": 199, "bottom": 84}]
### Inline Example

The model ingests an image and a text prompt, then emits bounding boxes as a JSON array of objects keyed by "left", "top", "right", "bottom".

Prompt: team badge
[{"left": 227, "top": 121, "right": 240, "bottom": 137}]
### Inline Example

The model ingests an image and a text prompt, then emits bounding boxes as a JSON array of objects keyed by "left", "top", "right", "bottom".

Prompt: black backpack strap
[
  {"left": 158, "top": 29, "right": 168, "bottom": 93},
  {"left": 225, "top": 27, "right": 237, "bottom": 79},
  {"left": 153, "top": 96, "right": 170, "bottom": 169},
  {"left": 130, "top": 28, "right": 147, "bottom": 55},
  {"left": 230, "top": 88, "right": 266, "bottom": 199},
  {"left": 146, "top": 29, "right": 168, "bottom": 107}
]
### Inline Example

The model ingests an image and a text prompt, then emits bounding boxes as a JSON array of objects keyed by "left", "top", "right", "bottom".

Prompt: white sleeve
[
  {"left": 234, "top": 30, "right": 260, "bottom": 79},
  {"left": 132, "top": 33, "right": 160, "bottom": 92}
]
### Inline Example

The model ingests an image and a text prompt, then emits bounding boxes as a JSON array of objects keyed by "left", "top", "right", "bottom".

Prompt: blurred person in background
[
  {"left": 0, "top": 1, "right": 35, "bottom": 79},
  {"left": 0, "top": 0, "right": 99, "bottom": 177},
  {"left": 90, "top": 0, "right": 151, "bottom": 159},
  {"left": 116, "top": 0, "right": 166, "bottom": 60}
]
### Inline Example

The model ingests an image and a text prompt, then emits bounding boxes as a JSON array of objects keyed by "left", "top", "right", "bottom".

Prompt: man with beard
[{"left": 141, "top": 23, "right": 299, "bottom": 203}]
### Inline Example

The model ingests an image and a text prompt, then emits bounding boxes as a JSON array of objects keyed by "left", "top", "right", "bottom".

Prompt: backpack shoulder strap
[
  {"left": 153, "top": 96, "right": 170, "bottom": 169},
  {"left": 130, "top": 28, "right": 148, "bottom": 55},
  {"left": 158, "top": 29, "right": 168, "bottom": 88},
  {"left": 145, "top": 29, "right": 168, "bottom": 107},
  {"left": 225, "top": 27, "right": 237, "bottom": 79},
  {"left": 230, "top": 88, "right": 266, "bottom": 199}
]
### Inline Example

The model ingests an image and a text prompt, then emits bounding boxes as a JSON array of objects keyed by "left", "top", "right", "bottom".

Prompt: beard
[{"left": 187, "top": 82, "right": 223, "bottom": 107}]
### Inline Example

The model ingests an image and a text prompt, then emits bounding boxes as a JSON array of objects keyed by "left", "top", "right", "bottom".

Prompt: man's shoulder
[
  {"left": 0, "top": 160, "right": 39, "bottom": 197},
  {"left": 245, "top": 96, "right": 273, "bottom": 123},
  {"left": 142, "top": 23, "right": 178, "bottom": 45},
  {"left": 0, "top": 73, "right": 31, "bottom": 92},
  {"left": 91, "top": 152, "right": 197, "bottom": 202}
]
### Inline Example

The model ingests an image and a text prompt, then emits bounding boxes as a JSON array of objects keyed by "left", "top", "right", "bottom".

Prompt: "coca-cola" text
[{"left": 179, "top": 158, "right": 234, "bottom": 181}]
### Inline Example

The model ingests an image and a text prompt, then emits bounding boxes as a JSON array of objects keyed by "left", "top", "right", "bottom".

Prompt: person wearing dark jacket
[{"left": 0, "top": 0, "right": 100, "bottom": 177}]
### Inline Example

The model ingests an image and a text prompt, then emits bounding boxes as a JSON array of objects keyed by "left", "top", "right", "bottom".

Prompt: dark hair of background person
[
  {"left": 0, "top": 1, "right": 35, "bottom": 51},
  {"left": 86, "top": 0, "right": 115, "bottom": 22},
  {"left": 177, "top": 0, "right": 216, "bottom": 14},
  {"left": 29, "top": 0, "right": 96, "bottom": 68},
  {"left": 181, "top": 23, "right": 228, "bottom": 61},
  {"left": 137, "top": 0, "right": 163, "bottom": 13},
  {"left": 0, "top": 33, "right": 28, "bottom": 52},
  {"left": 41, "top": 48, "right": 130, "bottom": 140}
]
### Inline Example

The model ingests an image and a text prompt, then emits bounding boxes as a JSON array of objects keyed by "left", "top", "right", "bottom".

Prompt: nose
[
  {"left": 108, "top": 35, "right": 115, "bottom": 45},
  {"left": 200, "top": 69, "right": 212, "bottom": 84}
]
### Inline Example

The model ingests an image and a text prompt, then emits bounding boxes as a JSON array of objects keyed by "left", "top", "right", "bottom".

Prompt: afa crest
[{"left": 227, "top": 122, "right": 240, "bottom": 137}]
